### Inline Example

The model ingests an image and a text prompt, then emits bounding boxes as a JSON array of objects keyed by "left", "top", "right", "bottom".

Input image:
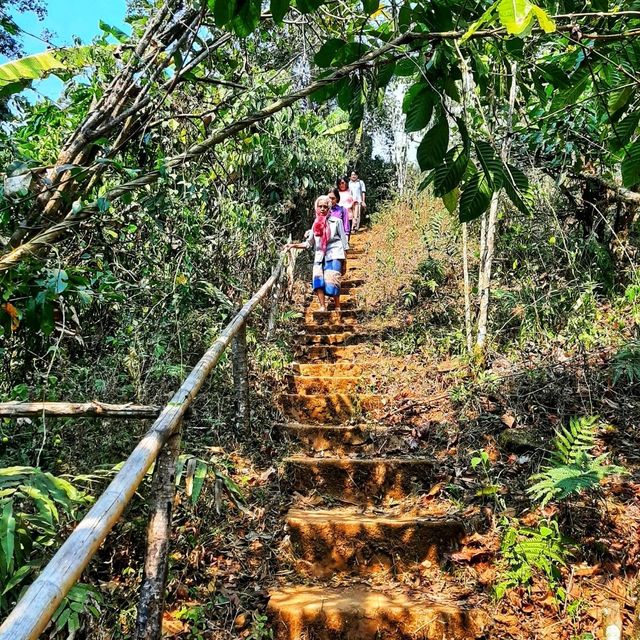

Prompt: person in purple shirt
[{"left": 328, "top": 188, "right": 350, "bottom": 236}]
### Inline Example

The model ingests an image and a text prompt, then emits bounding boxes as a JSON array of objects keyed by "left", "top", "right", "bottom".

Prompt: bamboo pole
[
  {"left": 0, "top": 251, "right": 288, "bottom": 640},
  {"left": 134, "top": 422, "right": 183, "bottom": 640},
  {"left": 0, "top": 401, "right": 161, "bottom": 419}
]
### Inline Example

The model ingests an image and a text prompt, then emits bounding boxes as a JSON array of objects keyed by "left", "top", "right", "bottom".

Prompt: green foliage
[
  {"left": 612, "top": 341, "right": 640, "bottom": 385},
  {"left": 496, "top": 518, "right": 568, "bottom": 601},
  {"left": 0, "top": 466, "right": 93, "bottom": 614},
  {"left": 401, "top": 257, "right": 445, "bottom": 308},
  {"left": 528, "top": 416, "right": 625, "bottom": 507}
]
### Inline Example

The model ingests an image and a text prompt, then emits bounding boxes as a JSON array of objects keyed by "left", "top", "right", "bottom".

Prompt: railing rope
[{"left": 0, "top": 250, "right": 289, "bottom": 640}]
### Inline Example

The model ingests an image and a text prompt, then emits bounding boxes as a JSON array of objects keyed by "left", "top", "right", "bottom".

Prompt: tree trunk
[
  {"left": 462, "top": 223, "right": 473, "bottom": 353},
  {"left": 134, "top": 424, "right": 182, "bottom": 640},
  {"left": 476, "top": 61, "right": 518, "bottom": 351},
  {"left": 476, "top": 192, "right": 500, "bottom": 349},
  {"left": 232, "top": 323, "right": 250, "bottom": 429}
]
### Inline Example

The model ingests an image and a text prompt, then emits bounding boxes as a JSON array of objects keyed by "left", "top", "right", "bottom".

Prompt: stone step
[
  {"left": 308, "top": 298, "right": 356, "bottom": 310},
  {"left": 284, "top": 375, "right": 361, "bottom": 395},
  {"left": 306, "top": 309, "right": 360, "bottom": 321},
  {"left": 346, "top": 248, "right": 366, "bottom": 256},
  {"left": 287, "top": 508, "right": 464, "bottom": 576},
  {"left": 279, "top": 393, "right": 382, "bottom": 424},
  {"left": 291, "top": 362, "right": 363, "bottom": 376},
  {"left": 284, "top": 456, "right": 433, "bottom": 503},
  {"left": 341, "top": 278, "right": 364, "bottom": 290},
  {"left": 267, "top": 586, "right": 487, "bottom": 639},
  {"left": 297, "top": 332, "right": 357, "bottom": 346},
  {"left": 303, "top": 315, "right": 359, "bottom": 328},
  {"left": 294, "top": 345, "right": 361, "bottom": 363},
  {"left": 300, "top": 322, "right": 357, "bottom": 334},
  {"left": 282, "top": 422, "right": 378, "bottom": 453}
]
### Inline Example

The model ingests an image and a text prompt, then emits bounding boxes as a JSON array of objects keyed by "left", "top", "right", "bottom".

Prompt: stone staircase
[{"left": 268, "top": 233, "right": 488, "bottom": 639}]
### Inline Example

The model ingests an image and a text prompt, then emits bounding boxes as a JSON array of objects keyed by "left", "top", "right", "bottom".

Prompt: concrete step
[
  {"left": 287, "top": 507, "right": 464, "bottom": 576},
  {"left": 301, "top": 323, "right": 357, "bottom": 335},
  {"left": 305, "top": 309, "right": 360, "bottom": 321},
  {"left": 267, "top": 586, "right": 487, "bottom": 639},
  {"left": 296, "top": 332, "right": 357, "bottom": 346},
  {"left": 346, "top": 248, "right": 366, "bottom": 256},
  {"left": 279, "top": 393, "right": 382, "bottom": 424},
  {"left": 294, "top": 345, "right": 361, "bottom": 363},
  {"left": 284, "top": 456, "right": 434, "bottom": 503},
  {"left": 308, "top": 298, "right": 356, "bottom": 311},
  {"left": 290, "top": 362, "right": 363, "bottom": 376},
  {"left": 285, "top": 375, "right": 361, "bottom": 395},
  {"left": 282, "top": 422, "right": 378, "bottom": 453},
  {"left": 341, "top": 278, "right": 364, "bottom": 290}
]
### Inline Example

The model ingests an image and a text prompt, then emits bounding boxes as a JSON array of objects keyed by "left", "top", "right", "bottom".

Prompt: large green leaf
[
  {"left": 211, "top": 0, "right": 238, "bottom": 26},
  {"left": 295, "top": 0, "right": 323, "bottom": 14},
  {"left": 0, "top": 51, "right": 64, "bottom": 90},
  {"left": 417, "top": 116, "right": 449, "bottom": 171},
  {"left": 362, "top": 0, "right": 379, "bottom": 14},
  {"left": 442, "top": 187, "right": 460, "bottom": 213},
  {"left": 270, "top": 0, "right": 290, "bottom": 23},
  {"left": 497, "top": 0, "right": 534, "bottom": 36},
  {"left": 502, "top": 163, "right": 531, "bottom": 213},
  {"left": 232, "top": 0, "right": 261, "bottom": 36},
  {"left": 314, "top": 38, "right": 345, "bottom": 68},
  {"left": 461, "top": 1, "right": 498, "bottom": 43},
  {"left": 459, "top": 168, "right": 493, "bottom": 222},
  {"left": 404, "top": 84, "right": 434, "bottom": 133},
  {"left": 474, "top": 140, "right": 503, "bottom": 189},
  {"left": 622, "top": 138, "right": 640, "bottom": 188},
  {"left": 433, "top": 146, "right": 470, "bottom": 196},
  {"left": 610, "top": 110, "right": 640, "bottom": 152}
]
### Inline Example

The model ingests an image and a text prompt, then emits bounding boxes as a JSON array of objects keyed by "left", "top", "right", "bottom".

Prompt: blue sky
[{"left": 5, "top": 0, "right": 129, "bottom": 98}]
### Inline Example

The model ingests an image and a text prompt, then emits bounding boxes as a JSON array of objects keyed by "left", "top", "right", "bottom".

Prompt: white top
[
  {"left": 304, "top": 216, "right": 349, "bottom": 262},
  {"left": 349, "top": 179, "right": 366, "bottom": 203}
]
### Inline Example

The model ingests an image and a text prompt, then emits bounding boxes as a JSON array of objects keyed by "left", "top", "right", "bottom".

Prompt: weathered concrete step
[
  {"left": 301, "top": 322, "right": 357, "bottom": 334},
  {"left": 282, "top": 422, "right": 378, "bottom": 453},
  {"left": 284, "top": 456, "right": 433, "bottom": 502},
  {"left": 341, "top": 278, "right": 364, "bottom": 290},
  {"left": 267, "top": 586, "right": 487, "bottom": 639},
  {"left": 297, "top": 332, "right": 359, "bottom": 346},
  {"left": 285, "top": 375, "right": 361, "bottom": 395},
  {"left": 306, "top": 309, "right": 360, "bottom": 321},
  {"left": 295, "top": 345, "right": 361, "bottom": 363},
  {"left": 291, "top": 362, "right": 363, "bottom": 376},
  {"left": 308, "top": 298, "right": 356, "bottom": 310},
  {"left": 287, "top": 507, "right": 464, "bottom": 576},
  {"left": 279, "top": 393, "right": 382, "bottom": 424}
]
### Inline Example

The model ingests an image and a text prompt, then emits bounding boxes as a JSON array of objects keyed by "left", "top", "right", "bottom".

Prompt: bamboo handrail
[{"left": 0, "top": 250, "right": 289, "bottom": 640}]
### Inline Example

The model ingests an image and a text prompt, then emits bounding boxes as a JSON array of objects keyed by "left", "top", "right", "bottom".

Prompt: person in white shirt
[{"left": 349, "top": 170, "right": 366, "bottom": 232}]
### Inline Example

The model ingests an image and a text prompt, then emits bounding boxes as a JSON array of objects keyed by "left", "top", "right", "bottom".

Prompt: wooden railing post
[
  {"left": 232, "top": 322, "right": 250, "bottom": 429},
  {"left": 134, "top": 420, "right": 183, "bottom": 640}
]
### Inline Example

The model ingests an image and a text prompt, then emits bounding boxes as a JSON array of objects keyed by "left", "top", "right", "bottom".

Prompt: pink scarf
[{"left": 312, "top": 208, "right": 331, "bottom": 252}]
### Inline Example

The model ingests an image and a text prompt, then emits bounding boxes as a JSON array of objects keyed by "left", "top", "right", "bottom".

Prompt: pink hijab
[{"left": 312, "top": 196, "right": 331, "bottom": 252}]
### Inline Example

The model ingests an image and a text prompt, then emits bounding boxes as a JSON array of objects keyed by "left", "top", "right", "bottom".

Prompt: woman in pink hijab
[{"left": 287, "top": 195, "right": 349, "bottom": 311}]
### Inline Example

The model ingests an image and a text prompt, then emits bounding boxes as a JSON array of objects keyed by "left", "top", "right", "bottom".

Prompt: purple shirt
[{"left": 331, "top": 204, "right": 350, "bottom": 235}]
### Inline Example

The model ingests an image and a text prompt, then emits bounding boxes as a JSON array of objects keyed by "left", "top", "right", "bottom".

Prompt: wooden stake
[
  {"left": 232, "top": 323, "right": 250, "bottom": 429},
  {"left": 134, "top": 423, "right": 183, "bottom": 640}
]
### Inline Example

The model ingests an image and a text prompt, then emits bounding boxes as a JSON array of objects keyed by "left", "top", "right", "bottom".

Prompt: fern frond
[{"left": 550, "top": 416, "right": 597, "bottom": 465}]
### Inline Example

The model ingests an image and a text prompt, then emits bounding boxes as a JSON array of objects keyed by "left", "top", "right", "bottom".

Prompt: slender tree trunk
[
  {"left": 135, "top": 423, "right": 182, "bottom": 640},
  {"left": 462, "top": 223, "right": 473, "bottom": 353},
  {"left": 476, "top": 61, "right": 518, "bottom": 350},
  {"left": 232, "top": 323, "right": 250, "bottom": 429},
  {"left": 476, "top": 192, "right": 500, "bottom": 348}
]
